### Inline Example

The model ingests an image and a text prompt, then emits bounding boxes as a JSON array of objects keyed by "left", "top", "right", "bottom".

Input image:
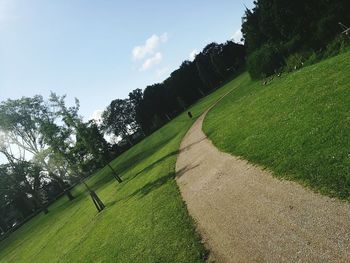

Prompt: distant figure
[{"left": 187, "top": 111, "right": 193, "bottom": 118}]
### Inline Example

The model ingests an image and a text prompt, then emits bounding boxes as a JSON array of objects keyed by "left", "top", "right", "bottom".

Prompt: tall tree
[
  {"left": 0, "top": 129, "right": 49, "bottom": 214},
  {"left": 0, "top": 96, "right": 75, "bottom": 201}
]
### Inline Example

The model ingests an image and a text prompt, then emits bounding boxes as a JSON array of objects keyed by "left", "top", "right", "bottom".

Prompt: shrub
[
  {"left": 284, "top": 53, "right": 305, "bottom": 72},
  {"left": 323, "top": 35, "right": 350, "bottom": 59},
  {"left": 304, "top": 51, "right": 322, "bottom": 66},
  {"left": 247, "top": 43, "right": 284, "bottom": 79}
]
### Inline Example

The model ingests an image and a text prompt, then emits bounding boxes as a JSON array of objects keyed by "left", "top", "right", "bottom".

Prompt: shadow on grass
[
  {"left": 134, "top": 150, "right": 179, "bottom": 177},
  {"left": 90, "top": 136, "right": 176, "bottom": 193},
  {"left": 106, "top": 163, "right": 202, "bottom": 208},
  {"left": 130, "top": 173, "right": 175, "bottom": 198},
  {"left": 130, "top": 164, "right": 200, "bottom": 198},
  {"left": 105, "top": 173, "right": 174, "bottom": 207}
]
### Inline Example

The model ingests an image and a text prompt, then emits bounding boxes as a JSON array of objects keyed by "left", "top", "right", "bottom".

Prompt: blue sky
[{"left": 0, "top": 0, "right": 254, "bottom": 121}]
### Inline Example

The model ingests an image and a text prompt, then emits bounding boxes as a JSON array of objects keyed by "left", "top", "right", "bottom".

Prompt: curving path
[{"left": 176, "top": 109, "right": 350, "bottom": 262}]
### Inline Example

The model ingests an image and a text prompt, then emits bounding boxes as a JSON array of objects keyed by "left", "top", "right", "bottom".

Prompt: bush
[
  {"left": 304, "top": 36, "right": 349, "bottom": 67},
  {"left": 284, "top": 53, "right": 305, "bottom": 72},
  {"left": 247, "top": 43, "right": 284, "bottom": 79},
  {"left": 323, "top": 35, "right": 350, "bottom": 59},
  {"left": 304, "top": 51, "right": 322, "bottom": 66}
]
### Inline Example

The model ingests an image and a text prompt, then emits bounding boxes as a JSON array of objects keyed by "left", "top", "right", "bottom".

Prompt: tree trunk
[
  {"left": 56, "top": 176, "right": 75, "bottom": 201},
  {"left": 126, "top": 137, "right": 133, "bottom": 146},
  {"left": 197, "top": 87, "right": 205, "bottom": 97},
  {"left": 45, "top": 164, "right": 75, "bottom": 201},
  {"left": 26, "top": 181, "right": 49, "bottom": 215},
  {"left": 107, "top": 164, "right": 122, "bottom": 183},
  {"left": 32, "top": 192, "right": 49, "bottom": 214},
  {"left": 165, "top": 114, "right": 171, "bottom": 121},
  {"left": 123, "top": 132, "right": 133, "bottom": 146},
  {"left": 64, "top": 189, "right": 75, "bottom": 201},
  {"left": 42, "top": 205, "right": 49, "bottom": 214},
  {"left": 82, "top": 181, "right": 105, "bottom": 212}
]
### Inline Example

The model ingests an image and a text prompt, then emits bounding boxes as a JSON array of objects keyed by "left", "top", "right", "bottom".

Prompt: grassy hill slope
[
  {"left": 0, "top": 74, "right": 247, "bottom": 263},
  {"left": 203, "top": 52, "right": 350, "bottom": 199}
]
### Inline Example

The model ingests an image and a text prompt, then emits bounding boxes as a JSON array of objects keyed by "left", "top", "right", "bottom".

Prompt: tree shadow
[
  {"left": 88, "top": 136, "right": 175, "bottom": 192},
  {"left": 176, "top": 164, "right": 200, "bottom": 178},
  {"left": 133, "top": 150, "right": 179, "bottom": 177},
  {"left": 129, "top": 163, "right": 200, "bottom": 199},
  {"left": 104, "top": 163, "right": 201, "bottom": 210},
  {"left": 105, "top": 172, "right": 175, "bottom": 207},
  {"left": 114, "top": 136, "right": 174, "bottom": 173},
  {"left": 129, "top": 173, "right": 174, "bottom": 199},
  {"left": 179, "top": 137, "right": 206, "bottom": 152}
]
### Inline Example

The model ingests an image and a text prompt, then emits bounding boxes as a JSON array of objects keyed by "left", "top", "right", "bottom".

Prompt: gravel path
[{"left": 176, "top": 109, "right": 350, "bottom": 262}]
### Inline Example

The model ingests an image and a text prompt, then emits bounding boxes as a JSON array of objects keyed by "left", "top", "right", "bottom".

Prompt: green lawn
[
  {"left": 203, "top": 52, "right": 350, "bottom": 200},
  {"left": 0, "top": 75, "right": 243, "bottom": 263}
]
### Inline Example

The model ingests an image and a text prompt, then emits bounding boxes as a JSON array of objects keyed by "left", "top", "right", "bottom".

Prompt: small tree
[
  {"left": 76, "top": 121, "right": 122, "bottom": 183},
  {"left": 42, "top": 93, "right": 108, "bottom": 212}
]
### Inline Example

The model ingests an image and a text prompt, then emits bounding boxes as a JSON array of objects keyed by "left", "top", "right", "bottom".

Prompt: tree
[
  {"left": 111, "top": 41, "right": 246, "bottom": 134},
  {"left": 0, "top": 96, "right": 75, "bottom": 201},
  {"left": 129, "top": 89, "right": 150, "bottom": 135},
  {"left": 242, "top": 0, "right": 350, "bottom": 78},
  {"left": 0, "top": 128, "right": 49, "bottom": 215},
  {"left": 42, "top": 93, "right": 107, "bottom": 212},
  {"left": 75, "top": 121, "right": 122, "bottom": 183},
  {"left": 0, "top": 163, "right": 40, "bottom": 229},
  {"left": 101, "top": 99, "right": 139, "bottom": 146}
]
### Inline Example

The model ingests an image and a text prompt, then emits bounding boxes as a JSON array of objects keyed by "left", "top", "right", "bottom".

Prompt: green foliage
[
  {"left": 242, "top": 0, "right": 350, "bottom": 79},
  {"left": 204, "top": 52, "right": 350, "bottom": 200},
  {"left": 304, "top": 51, "right": 322, "bottom": 67},
  {"left": 247, "top": 43, "right": 284, "bottom": 79},
  {"left": 284, "top": 53, "right": 305, "bottom": 72},
  {"left": 322, "top": 35, "right": 350, "bottom": 59},
  {"left": 129, "top": 41, "right": 245, "bottom": 134},
  {"left": 0, "top": 78, "right": 237, "bottom": 262}
]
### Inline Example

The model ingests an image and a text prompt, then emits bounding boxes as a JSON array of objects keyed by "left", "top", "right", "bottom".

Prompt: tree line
[
  {"left": 242, "top": 0, "right": 350, "bottom": 79},
  {"left": 103, "top": 41, "right": 245, "bottom": 137}
]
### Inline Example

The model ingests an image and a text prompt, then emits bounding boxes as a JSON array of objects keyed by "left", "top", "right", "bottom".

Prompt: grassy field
[
  {"left": 203, "top": 52, "right": 350, "bottom": 200},
  {"left": 0, "top": 74, "right": 245, "bottom": 262}
]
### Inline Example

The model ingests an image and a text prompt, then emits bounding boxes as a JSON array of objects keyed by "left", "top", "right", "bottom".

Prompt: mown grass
[
  {"left": 203, "top": 52, "right": 350, "bottom": 199},
  {"left": 0, "top": 75, "right": 243, "bottom": 263}
]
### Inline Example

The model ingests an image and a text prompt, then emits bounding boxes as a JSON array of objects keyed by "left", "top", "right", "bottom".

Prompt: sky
[{"left": 0, "top": 0, "right": 254, "bottom": 122}]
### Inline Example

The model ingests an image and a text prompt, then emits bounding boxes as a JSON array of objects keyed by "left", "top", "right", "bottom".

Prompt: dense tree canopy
[
  {"left": 120, "top": 41, "right": 246, "bottom": 135},
  {"left": 242, "top": 0, "right": 350, "bottom": 78}
]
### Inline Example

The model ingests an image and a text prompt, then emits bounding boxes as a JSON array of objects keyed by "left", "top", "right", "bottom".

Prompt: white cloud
[
  {"left": 140, "top": 52, "right": 162, "bottom": 71},
  {"left": 231, "top": 29, "right": 243, "bottom": 43},
  {"left": 189, "top": 49, "right": 199, "bottom": 61},
  {"left": 132, "top": 33, "right": 168, "bottom": 60}
]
